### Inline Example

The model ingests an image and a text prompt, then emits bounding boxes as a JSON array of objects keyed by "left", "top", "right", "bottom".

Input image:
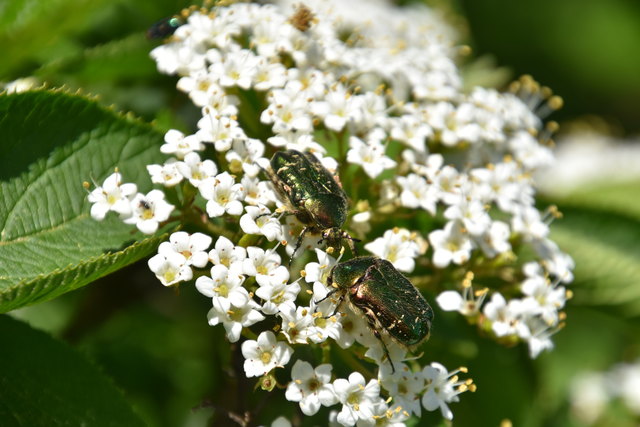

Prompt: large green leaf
[
  {"left": 549, "top": 180, "right": 640, "bottom": 222},
  {"left": 0, "top": 90, "right": 168, "bottom": 313},
  {"left": 549, "top": 204, "right": 640, "bottom": 316},
  {"left": 0, "top": 314, "right": 146, "bottom": 426},
  {"left": 0, "top": 0, "right": 113, "bottom": 78}
]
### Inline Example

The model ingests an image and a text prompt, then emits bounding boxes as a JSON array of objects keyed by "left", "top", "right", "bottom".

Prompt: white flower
[
  {"left": 569, "top": 373, "right": 608, "bottom": 425},
  {"left": 470, "top": 163, "right": 521, "bottom": 212},
  {"left": 425, "top": 101, "right": 481, "bottom": 147},
  {"left": 147, "top": 252, "right": 192, "bottom": 286},
  {"left": 365, "top": 228, "right": 423, "bottom": 273},
  {"left": 379, "top": 363, "right": 424, "bottom": 416},
  {"left": 356, "top": 401, "right": 409, "bottom": 427},
  {"left": 421, "top": 363, "right": 469, "bottom": 420},
  {"left": 123, "top": 190, "right": 174, "bottom": 234},
  {"left": 209, "top": 236, "right": 247, "bottom": 268},
  {"left": 147, "top": 160, "right": 183, "bottom": 187},
  {"left": 269, "top": 416, "right": 292, "bottom": 427},
  {"left": 532, "top": 238, "right": 575, "bottom": 283},
  {"left": 207, "top": 297, "right": 265, "bottom": 343},
  {"left": 241, "top": 331, "right": 293, "bottom": 378},
  {"left": 396, "top": 173, "right": 438, "bottom": 216},
  {"left": 278, "top": 303, "right": 315, "bottom": 344},
  {"left": 351, "top": 210, "right": 372, "bottom": 237},
  {"left": 225, "top": 138, "right": 266, "bottom": 178},
  {"left": 88, "top": 172, "right": 137, "bottom": 220},
  {"left": 267, "top": 131, "right": 326, "bottom": 153},
  {"left": 431, "top": 165, "right": 466, "bottom": 206},
  {"left": 612, "top": 362, "right": 640, "bottom": 415},
  {"left": 347, "top": 133, "right": 396, "bottom": 179},
  {"left": 177, "top": 73, "right": 238, "bottom": 111},
  {"left": 436, "top": 284, "right": 488, "bottom": 317},
  {"left": 333, "top": 309, "right": 371, "bottom": 350},
  {"left": 195, "top": 264, "right": 249, "bottom": 307},
  {"left": 260, "top": 82, "right": 313, "bottom": 133},
  {"left": 521, "top": 314, "right": 556, "bottom": 358},
  {"left": 476, "top": 220, "right": 512, "bottom": 258},
  {"left": 363, "top": 339, "right": 407, "bottom": 372},
  {"left": 241, "top": 176, "right": 278, "bottom": 206},
  {"left": 198, "top": 172, "right": 244, "bottom": 217},
  {"left": 521, "top": 275, "right": 567, "bottom": 324},
  {"left": 482, "top": 293, "right": 529, "bottom": 338},
  {"left": 158, "top": 231, "right": 212, "bottom": 268},
  {"left": 253, "top": 59, "right": 287, "bottom": 91},
  {"left": 307, "top": 283, "right": 343, "bottom": 344},
  {"left": 281, "top": 216, "right": 322, "bottom": 256},
  {"left": 511, "top": 205, "right": 549, "bottom": 240},
  {"left": 209, "top": 49, "right": 259, "bottom": 90},
  {"left": 175, "top": 152, "right": 218, "bottom": 187},
  {"left": 240, "top": 205, "right": 283, "bottom": 242},
  {"left": 285, "top": 360, "right": 337, "bottom": 415},
  {"left": 389, "top": 114, "right": 433, "bottom": 153},
  {"left": 243, "top": 247, "right": 289, "bottom": 287},
  {"left": 196, "top": 112, "right": 246, "bottom": 152},
  {"left": 256, "top": 280, "right": 300, "bottom": 315},
  {"left": 444, "top": 197, "right": 491, "bottom": 236},
  {"left": 332, "top": 372, "right": 381, "bottom": 426},
  {"left": 428, "top": 220, "right": 474, "bottom": 268},
  {"left": 160, "top": 129, "right": 204, "bottom": 159},
  {"left": 304, "top": 249, "right": 339, "bottom": 285},
  {"left": 402, "top": 150, "right": 443, "bottom": 180},
  {"left": 311, "top": 85, "right": 361, "bottom": 132}
]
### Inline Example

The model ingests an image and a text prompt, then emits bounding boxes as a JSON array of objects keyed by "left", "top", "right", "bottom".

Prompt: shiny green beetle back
[
  {"left": 330, "top": 256, "right": 433, "bottom": 347},
  {"left": 269, "top": 149, "right": 348, "bottom": 229}
]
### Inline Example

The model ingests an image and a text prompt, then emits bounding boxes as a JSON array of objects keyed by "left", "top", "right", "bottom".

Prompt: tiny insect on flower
[{"left": 146, "top": 15, "right": 184, "bottom": 40}]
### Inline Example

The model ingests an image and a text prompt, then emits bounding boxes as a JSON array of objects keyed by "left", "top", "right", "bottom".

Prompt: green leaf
[
  {"left": 0, "top": 0, "right": 112, "bottom": 78},
  {"left": 0, "top": 90, "right": 168, "bottom": 313},
  {"left": 0, "top": 314, "right": 145, "bottom": 426},
  {"left": 550, "top": 205, "right": 640, "bottom": 316},
  {"left": 36, "top": 34, "right": 158, "bottom": 82},
  {"left": 546, "top": 180, "right": 640, "bottom": 222}
]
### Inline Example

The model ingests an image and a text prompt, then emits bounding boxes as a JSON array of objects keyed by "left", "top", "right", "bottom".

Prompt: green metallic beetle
[
  {"left": 146, "top": 16, "right": 184, "bottom": 40},
  {"left": 325, "top": 256, "right": 434, "bottom": 372},
  {"left": 265, "top": 149, "right": 357, "bottom": 258}
]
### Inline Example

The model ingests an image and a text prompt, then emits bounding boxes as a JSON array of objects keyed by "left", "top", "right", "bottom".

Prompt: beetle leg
[
  {"left": 324, "top": 292, "right": 347, "bottom": 319},
  {"left": 313, "top": 287, "right": 340, "bottom": 305},
  {"left": 364, "top": 314, "right": 396, "bottom": 374},
  {"left": 289, "top": 226, "right": 311, "bottom": 265},
  {"left": 343, "top": 231, "right": 360, "bottom": 256}
]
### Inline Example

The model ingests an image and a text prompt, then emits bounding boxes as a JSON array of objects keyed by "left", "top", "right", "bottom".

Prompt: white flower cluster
[
  {"left": 570, "top": 359, "right": 640, "bottom": 425},
  {"left": 437, "top": 261, "right": 572, "bottom": 358},
  {"left": 88, "top": 171, "right": 174, "bottom": 234},
  {"left": 87, "top": 0, "right": 574, "bottom": 424}
]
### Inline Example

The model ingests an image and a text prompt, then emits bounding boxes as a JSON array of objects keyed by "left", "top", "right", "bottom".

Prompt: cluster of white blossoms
[
  {"left": 570, "top": 359, "right": 640, "bottom": 424},
  {"left": 88, "top": 0, "right": 574, "bottom": 424}
]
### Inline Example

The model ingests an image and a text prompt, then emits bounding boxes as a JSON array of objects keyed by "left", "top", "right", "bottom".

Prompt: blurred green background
[{"left": 2, "top": 0, "right": 640, "bottom": 426}]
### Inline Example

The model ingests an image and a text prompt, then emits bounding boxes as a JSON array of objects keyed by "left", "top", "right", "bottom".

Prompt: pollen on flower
[{"left": 260, "top": 351, "right": 272, "bottom": 364}]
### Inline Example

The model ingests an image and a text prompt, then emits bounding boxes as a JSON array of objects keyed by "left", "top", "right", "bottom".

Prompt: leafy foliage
[
  {"left": 0, "top": 90, "right": 168, "bottom": 312},
  {"left": 0, "top": 314, "right": 146, "bottom": 426}
]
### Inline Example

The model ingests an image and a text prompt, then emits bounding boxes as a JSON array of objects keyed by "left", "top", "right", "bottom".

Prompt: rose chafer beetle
[
  {"left": 146, "top": 15, "right": 184, "bottom": 40},
  {"left": 265, "top": 149, "right": 357, "bottom": 259},
  {"left": 324, "top": 256, "right": 434, "bottom": 372}
]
